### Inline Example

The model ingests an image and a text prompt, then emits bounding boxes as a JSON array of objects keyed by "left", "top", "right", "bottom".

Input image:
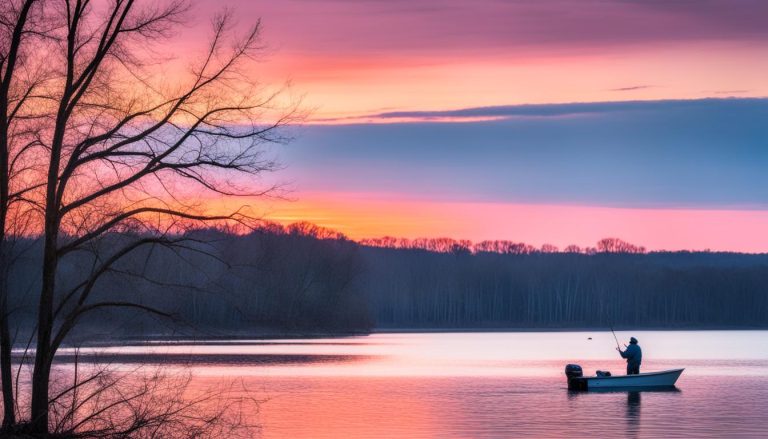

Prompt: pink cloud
[{"left": 198, "top": 0, "right": 768, "bottom": 57}]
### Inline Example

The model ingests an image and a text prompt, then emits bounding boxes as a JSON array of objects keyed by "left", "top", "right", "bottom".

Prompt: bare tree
[
  {"left": 1, "top": 0, "right": 295, "bottom": 434},
  {"left": 596, "top": 237, "right": 646, "bottom": 254},
  {"left": 0, "top": 0, "right": 48, "bottom": 427},
  {"left": 45, "top": 358, "right": 259, "bottom": 438}
]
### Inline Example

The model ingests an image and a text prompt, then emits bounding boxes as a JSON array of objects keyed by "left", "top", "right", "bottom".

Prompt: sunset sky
[{"left": 191, "top": 0, "right": 768, "bottom": 251}]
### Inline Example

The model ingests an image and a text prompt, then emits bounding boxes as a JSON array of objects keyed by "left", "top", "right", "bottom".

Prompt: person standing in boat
[{"left": 617, "top": 337, "right": 642, "bottom": 375}]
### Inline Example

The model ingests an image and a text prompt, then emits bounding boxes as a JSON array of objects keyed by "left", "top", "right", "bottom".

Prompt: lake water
[{"left": 65, "top": 331, "right": 768, "bottom": 438}]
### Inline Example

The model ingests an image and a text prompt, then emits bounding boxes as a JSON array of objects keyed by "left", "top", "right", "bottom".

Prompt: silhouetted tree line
[
  {"left": 4, "top": 223, "right": 372, "bottom": 338},
  {"left": 361, "top": 236, "right": 646, "bottom": 255},
  {"left": 4, "top": 225, "right": 767, "bottom": 338},
  {"left": 362, "top": 245, "right": 767, "bottom": 328}
]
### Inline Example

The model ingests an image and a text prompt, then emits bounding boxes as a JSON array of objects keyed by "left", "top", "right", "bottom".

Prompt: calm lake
[{"left": 66, "top": 331, "right": 768, "bottom": 438}]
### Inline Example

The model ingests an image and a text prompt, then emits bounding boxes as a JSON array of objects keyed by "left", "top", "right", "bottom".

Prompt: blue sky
[{"left": 280, "top": 98, "right": 768, "bottom": 209}]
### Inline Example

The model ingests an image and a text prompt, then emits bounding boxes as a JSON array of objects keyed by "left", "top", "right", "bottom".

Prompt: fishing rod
[{"left": 610, "top": 325, "right": 621, "bottom": 351}]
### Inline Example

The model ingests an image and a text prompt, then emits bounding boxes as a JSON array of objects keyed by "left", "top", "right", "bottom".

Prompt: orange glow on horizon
[{"left": 202, "top": 192, "right": 768, "bottom": 253}]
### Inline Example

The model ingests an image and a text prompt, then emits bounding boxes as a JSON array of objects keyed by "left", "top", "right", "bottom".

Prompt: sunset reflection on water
[{"left": 57, "top": 332, "right": 768, "bottom": 438}]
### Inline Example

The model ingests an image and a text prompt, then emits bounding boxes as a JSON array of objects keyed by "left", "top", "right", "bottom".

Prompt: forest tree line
[
  {"left": 4, "top": 223, "right": 767, "bottom": 338},
  {"left": 363, "top": 245, "right": 768, "bottom": 328}
]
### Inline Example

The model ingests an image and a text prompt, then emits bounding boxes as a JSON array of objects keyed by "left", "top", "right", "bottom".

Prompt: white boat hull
[{"left": 569, "top": 368, "right": 684, "bottom": 390}]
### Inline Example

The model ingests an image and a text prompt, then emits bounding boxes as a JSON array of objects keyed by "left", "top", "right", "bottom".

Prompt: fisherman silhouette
[{"left": 617, "top": 337, "right": 642, "bottom": 375}]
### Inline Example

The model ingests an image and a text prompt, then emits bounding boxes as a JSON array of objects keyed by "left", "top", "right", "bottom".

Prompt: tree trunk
[
  {"left": 30, "top": 243, "right": 56, "bottom": 434},
  {"left": 0, "top": 286, "right": 14, "bottom": 427},
  {"left": 0, "top": 125, "right": 13, "bottom": 427},
  {"left": 0, "top": 140, "right": 11, "bottom": 425},
  {"left": 30, "top": 159, "right": 61, "bottom": 434}
]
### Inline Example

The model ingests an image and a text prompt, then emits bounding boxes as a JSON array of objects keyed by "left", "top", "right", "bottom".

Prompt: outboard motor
[
  {"left": 565, "top": 364, "right": 582, "bottom": 379},
  {"left": 565, "top": 364, "right": 587, "bottom": 390}
]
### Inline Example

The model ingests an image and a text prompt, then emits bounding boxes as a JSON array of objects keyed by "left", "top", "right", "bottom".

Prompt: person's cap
[{"left": 629, "top": 337, "right": 638, "bottom": 344}]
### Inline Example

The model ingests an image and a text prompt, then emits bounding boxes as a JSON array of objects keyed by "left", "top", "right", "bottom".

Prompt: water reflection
[
  {"left": 627, "top": 391, "right": 641, "bottom": 434},
  {"left": 41, "top": 332, "right": 768, "bottom": 438},
  {"left": 47, "top": 353, "right": 379, "bottom": 366},
  {"left": 568, "top": 387, "right": 683, "bottom": 438}
]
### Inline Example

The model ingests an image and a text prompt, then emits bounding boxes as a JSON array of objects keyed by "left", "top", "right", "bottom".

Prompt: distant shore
[
  {"left": 373, "top": 326, "right": 768, "bottom": 333},
  {"left": 61, "top": 325, "right": 768, "bottom": 347}
]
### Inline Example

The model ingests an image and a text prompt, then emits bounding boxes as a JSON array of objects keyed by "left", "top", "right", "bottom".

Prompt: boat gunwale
[{"left": 584, "top": 368, "right": 684, "bottom": 380}]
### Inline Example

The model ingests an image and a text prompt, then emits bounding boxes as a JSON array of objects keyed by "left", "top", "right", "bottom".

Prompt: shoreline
[
  {"left": 372, "top": 326, "right": 768, "bottom": 333},
  {"left": 60, "top": 326, "right": 768, "bottom": 347}
]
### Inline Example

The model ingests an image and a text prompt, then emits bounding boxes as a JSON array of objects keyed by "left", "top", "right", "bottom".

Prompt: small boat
[{"left": 565, "top": 364, "right": 684, "bottom": 391}]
